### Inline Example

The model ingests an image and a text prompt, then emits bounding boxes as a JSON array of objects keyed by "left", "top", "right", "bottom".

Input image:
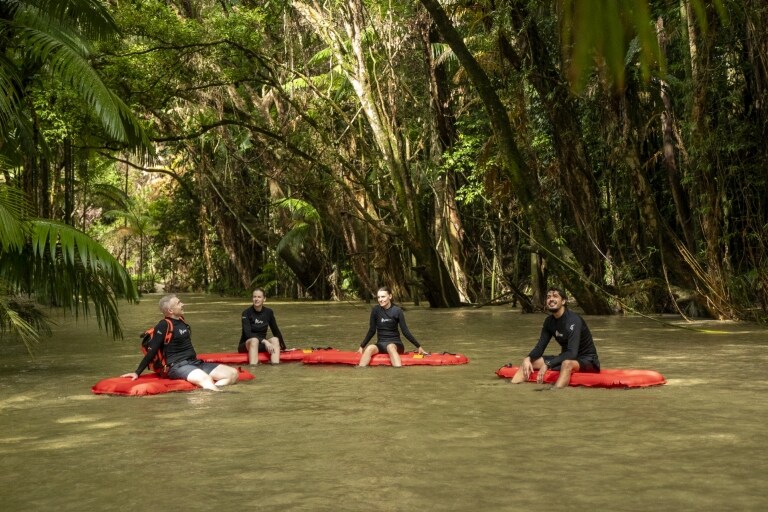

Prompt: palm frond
[
  {"left": 0, "top": 185, "right": 30, "bottom": 252},
  {"left": 0, "top": 53, "right": 23, "bottom": 134},
  {"left": 276, "top": 222, "right": 310, "bottom": 254},
  {"left": 558, "top": 0, "right": 724, "bottom": 91},
  {"left": 274, "top": 198, "right": 321, "bottom": 254},
  {"left": 13, "top": 0, "right": 119, "bottom": 41},
  {"left": 0, "top": 220, "right": 139, "bottom": 339},
  {"left": 275, "top": 197, "right": 321, "bottom": 223},
  {"left": 87, "top": 183, "right": 130, "bottom": 210},
  {"left": 307, "top": 46, "right": 334, "bottom": 67},
  {"left": 8, "top": 16, "right": 149, "bottom": 148},
  {"left": 0, "top": 292, "right": 51, "bottom": 354},
  {"left": 432, "top": 42, "right": 457, "bottom": 67},
  {"left": 30, "top": 219, "right": 133, "bottom": 284}
]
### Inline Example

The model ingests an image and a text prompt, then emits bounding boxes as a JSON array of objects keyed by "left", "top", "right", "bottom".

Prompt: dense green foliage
[
  {"left": 3, "top": 0, "right": 768, "bottom": 349},
  {"left": 1, "top": 0, "right": 140, "bottom": 350}
]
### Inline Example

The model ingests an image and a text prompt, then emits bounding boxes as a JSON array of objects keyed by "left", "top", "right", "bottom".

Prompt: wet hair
[
  {"left": 252, "top": 287, "right": 266, "bottom": 297},
  {"left": 546, "top": 287, "right": 568, "bottom": 301},
  {"left": 159, "top": 294, "right": 177, "bottom": 313}
]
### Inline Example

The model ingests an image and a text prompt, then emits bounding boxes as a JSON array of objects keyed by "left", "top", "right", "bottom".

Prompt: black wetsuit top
[
  {"left": 239, "top": 306, "right": 286, "bottom": 350},
  {"left": 136, "top": 317, "right": 196, "bottom": 375},
  {"left": 360, "top": 304, "right": 420, "bottom": 349},
  {"left": 528, "top": 309, "right": 598, "bottom": 368}
]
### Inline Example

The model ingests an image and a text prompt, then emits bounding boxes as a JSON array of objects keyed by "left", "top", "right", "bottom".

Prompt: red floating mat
[
  {"left": 91, "top": 368, "right": 254, "bottom": 396},
  {"left": 495, "top": 365, "right": 666, "bottom": 388},
  {"left": 197, "top": 347, "right": 337, "bottom": 364},
  {"left": 302, "top": 350, "right": 469, "bottom": 366}
]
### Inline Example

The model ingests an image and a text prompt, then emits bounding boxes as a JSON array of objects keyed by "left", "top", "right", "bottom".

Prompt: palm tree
[
  {"left": 1, "top": 0, "right": 149, "bottom": 351},
  {"left": 0, "top": 183, "right": 137, "bottom": 353},
  {"left": 0, "top": 0, "right": 149, "bottom": 150}
]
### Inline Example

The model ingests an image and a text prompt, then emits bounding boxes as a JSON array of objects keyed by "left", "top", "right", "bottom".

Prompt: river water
[{"left": 1, "top": 295, "right": 766, "bottom": 511}]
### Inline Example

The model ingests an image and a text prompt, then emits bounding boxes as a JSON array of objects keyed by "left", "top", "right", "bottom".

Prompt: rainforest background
[{"left": 2, "top": 0, "right": 766, "bottom": 349}]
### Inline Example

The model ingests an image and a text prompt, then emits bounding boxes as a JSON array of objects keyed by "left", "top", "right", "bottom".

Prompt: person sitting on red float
[
  {"left": 510, "top": 287, "right": 600, "bottom": 389},
  {"left": 121, "top": 294, "right": 239, "bottom": 391},
  {"left": 357, "top": 286, "right": 427, "bottom": 367},
  {"left": 238, "top": 287, "right": 285, "bottom": 365}
]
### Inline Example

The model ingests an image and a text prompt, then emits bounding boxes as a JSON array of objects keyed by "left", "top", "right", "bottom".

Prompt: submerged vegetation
[{"left": 2, "top": 0, "right": 767, "bottom": 349}]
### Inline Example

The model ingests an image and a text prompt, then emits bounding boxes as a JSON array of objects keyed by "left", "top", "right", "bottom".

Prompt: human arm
[
  {"left": 528, "top": 321, "right": 553, "bottom": 383},
  {"left": 396, "top": 309, "right": 421, "bottom": 349},
  {"left": 132, "top": 323, "right": 166, "bottom": 377},
  {"left": 521, "top": 357, "right": 535, "bottom": 380},
  {"left": 536, "top": 361, "right": 548, "bottom": 384},
  {"left": 527, "top": 320, "right": 553, "bottom": 362},
  {"left": 359, "top": 308, "right": 378, "bottom": 349},
  {"left": 268, "top": 312, "right": 286, "bottom": 350},
  {"left": 241, "top": 310, "right": 255, "bottom": 341}
]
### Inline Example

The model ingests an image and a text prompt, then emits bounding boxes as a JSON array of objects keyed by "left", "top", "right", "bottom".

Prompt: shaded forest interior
[{"left": 2, "top": 0, "right": 767, "bottom": 330}]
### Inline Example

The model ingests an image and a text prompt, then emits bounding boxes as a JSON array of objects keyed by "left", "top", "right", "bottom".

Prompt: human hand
[
  {"left": 263, "top": 340, "right": 275, "bottom": 354},
  {"left": 521, "top": 359, "right": 534, "bottom": 379},
  {"left": 120, "top": 372, "right": 138, "bottom": 380},
  {"left": 417, "top": 346, "right": 428, "bottom": 355},
  {"left": 536, "top": 364, "right": 548, "bottom": 384},
  {"left": 357, "top": 347, "right": 363, "bottom": 354}
]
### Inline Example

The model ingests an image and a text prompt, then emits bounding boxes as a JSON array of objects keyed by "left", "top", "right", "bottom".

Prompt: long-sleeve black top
[
  {"left": 239, "top": 306, "right": 285, "bottom": 349},
  {"left": 528, "top": 309, "right": 597, "bottom": 368},
  {"left": 360, "top": 304, "right": 420, "bottom": 348},
  {"left": 136, "top": 317, "right": 196, "bottom": 375}
]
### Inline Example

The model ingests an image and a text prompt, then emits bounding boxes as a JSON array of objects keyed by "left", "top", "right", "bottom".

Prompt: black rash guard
[
  {"left": 239, "top": 306, "right": 285, "bottom": 349},
  {"left": 528, "top": 309, "right": 598, "bottom": 368},
  {"left": 360, "top": 304, "right": 421, "bottom": 349},
  {"left": 135, "top": 317, "right": 196, "bottom": 375}
]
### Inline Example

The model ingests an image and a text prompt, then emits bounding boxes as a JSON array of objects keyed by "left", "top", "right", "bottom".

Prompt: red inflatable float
[
  {"left": 495, "top": 365, "right": 666, "bottom": 388},
  {"left": 91, "top": 368, "right": 255, "bottom": 396},
  {"left": 197, "top": 347, "right": 336, "bottom": 364},
  {"left": 302, "top": 350, "right": 469, "bottom": 366}
]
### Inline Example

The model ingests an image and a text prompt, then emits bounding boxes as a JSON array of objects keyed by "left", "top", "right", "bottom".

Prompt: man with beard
[{"left": 510, "top": 287, "right": 600, "bottom": 389}]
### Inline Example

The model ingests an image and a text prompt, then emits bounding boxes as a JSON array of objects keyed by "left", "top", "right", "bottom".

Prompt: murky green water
[{"left": 1, "top": 295, "right": 766, "bottom": 511}]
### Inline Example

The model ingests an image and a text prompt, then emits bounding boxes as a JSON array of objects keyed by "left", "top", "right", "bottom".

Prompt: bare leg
[
  {"left": 246, "top": 338, "right": 260, "bottom": 365},
  {"left": 210, "top": 364, "right": 239, "bottom": 387},
  {"left": 358, "top": 345, "right": 380, "bottom": 367},
  {"left": 267, "top": 337, "right": 281, "bottom": 364},
  {"left": 553, "top": 360, "right": 580, "bottom": 389},
  {"left": 510, "top": 357, "right": 545, "bottom": 384},
  {"left": 186, "top": 368, "right": 221, "bottom": 391},
  {"left": 387, "top": 344, "right": 403, "bottom": 367}
]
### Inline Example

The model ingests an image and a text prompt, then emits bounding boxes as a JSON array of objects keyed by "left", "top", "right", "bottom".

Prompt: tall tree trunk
[
  {"left": 531, "top": 249, "right": 547, "bottom": 310},
  {"left": 499, "top": 5, "right": 607, "bottom": 286},
  {"left": 420, "top": 0, "right": 613, "bottom": 314},
  {"left": 63, "top": 137, "right": 75, "bottom": 226},
  {"left": 294, "top": 0, "right": 462, "bottom": 307},
  {"left": 682, "top": 3, "right": 735, "bottom": 318},
  {"left": 656, "top": 17, "right": 695, "bottom": 252},
  {"left": 421, "top": 16, "right": 470, "bottom": 303}
]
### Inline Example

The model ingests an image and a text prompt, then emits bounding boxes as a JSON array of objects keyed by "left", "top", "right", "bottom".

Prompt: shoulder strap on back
[{"left": 163, "top": 318, "right": 174, "bottom": 344}]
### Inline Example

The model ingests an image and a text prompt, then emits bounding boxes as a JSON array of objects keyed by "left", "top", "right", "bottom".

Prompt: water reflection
[{"left": 0, "top": 296, "right": 766, "bottom": 511}]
